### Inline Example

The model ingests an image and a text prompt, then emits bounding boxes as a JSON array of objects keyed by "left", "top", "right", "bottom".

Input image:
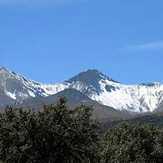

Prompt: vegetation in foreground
[{"left": 1, "top": 99, "right": 163, "bottom": 163}]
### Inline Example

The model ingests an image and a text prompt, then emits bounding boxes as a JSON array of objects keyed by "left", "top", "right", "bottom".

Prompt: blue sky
[{"left": 0, "top": 0, "right": 163, "bottom": 84}]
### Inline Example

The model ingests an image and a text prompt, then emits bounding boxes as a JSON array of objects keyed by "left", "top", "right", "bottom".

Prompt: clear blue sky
[{"left": 0, "top": 0, "right": 163, "bottom": 84}]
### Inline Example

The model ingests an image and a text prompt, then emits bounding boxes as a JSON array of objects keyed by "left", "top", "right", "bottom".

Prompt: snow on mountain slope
[
  {"left": 66, "top": 70, "right": 163, "bottom": 113},
  {"left": 0, "top": 67, "right": 67, "bottom": 104},
  {"left": 1, "top": 67, "right": 163, "bottom": 113},
  {"left": 90, "top": 80, "right": 163, "bottom": 112},
  {"left": 40, "top": 83, "right": 70, "bottom": 95}
]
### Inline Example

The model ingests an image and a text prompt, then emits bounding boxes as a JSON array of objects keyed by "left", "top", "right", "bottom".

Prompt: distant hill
[
  {"left": 20, "top": 88, "right": 132, "bottom": 122},
  {"left": 103, "top": 112, "right": 163, "bottom": 130}
]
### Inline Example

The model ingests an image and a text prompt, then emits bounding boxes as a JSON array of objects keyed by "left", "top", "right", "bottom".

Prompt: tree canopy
[
  {"left": 100, "top": 123, "right": 163, "bottom": 163},
  {"left": 1, "top": 99, "right": 163, "bottom": 163},
  {"left": 0, "top": 98, "right": 100, "bottom": 163}
]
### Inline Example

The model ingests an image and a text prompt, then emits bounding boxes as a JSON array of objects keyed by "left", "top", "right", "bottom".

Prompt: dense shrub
[
  {"left": 0, "top": 98, "right": 100, "bottom": 163},
  {"left": 100, "top": 123, "right": 163, "bottom": 163}
]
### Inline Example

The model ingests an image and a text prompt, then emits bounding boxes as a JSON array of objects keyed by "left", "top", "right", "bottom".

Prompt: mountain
[
  {"left": 67, "top": 69, "right": 117, "bottom": 96},
  {"left": 0, "top": 67, "right": 68, "bottom": 106},
  {"left": 0, "top": 67, "right": 163, "bottom": 114},
  {"left": 20, "top": 88, "right": 131, "bottom": 122},
  {"left": 66, "top": 69, "right": 163, "bottom": 113}
]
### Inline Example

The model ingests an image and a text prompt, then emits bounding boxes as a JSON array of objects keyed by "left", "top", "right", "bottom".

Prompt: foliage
[
  {"left": 100, "top": 123, "right": 163, "bottom": 163},
  {"left": 0, "top": 98, "right": 100, "bottom": 163},
  {"left": 2, "top": 98, "right": 163, "bottom": 163}
]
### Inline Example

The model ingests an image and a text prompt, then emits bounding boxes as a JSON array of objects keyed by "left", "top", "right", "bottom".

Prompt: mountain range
[{"left": 1, "top": 66, "right": 163, "bottom": 121}]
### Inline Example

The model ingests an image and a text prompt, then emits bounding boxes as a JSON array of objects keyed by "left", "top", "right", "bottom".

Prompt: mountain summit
[
  {"left": 68, "top": 69, "right": 115, "bottom": 83},
  {"left": 67, "top": 69, "right": 118, "bottom": 96},
  {"left": 0, "top": 67, "right": 163, "bottom": 113}
]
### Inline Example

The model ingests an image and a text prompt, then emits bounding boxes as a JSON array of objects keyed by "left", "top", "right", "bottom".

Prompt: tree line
[{"left": 1, "top": 98, "right": 163, "bottom": 163}]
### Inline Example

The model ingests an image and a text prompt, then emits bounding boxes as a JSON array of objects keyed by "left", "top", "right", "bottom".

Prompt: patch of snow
[
  {"left": 40, "top": 83, "right": 70, "bottom": 95},
  {"left": 28, "top": 90, "right": 36, "bottom": 98},
  {"left": 5, "top": 91, "right": 16, "bottom": 100}
]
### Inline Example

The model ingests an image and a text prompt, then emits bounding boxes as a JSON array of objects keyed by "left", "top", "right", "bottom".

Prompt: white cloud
[{"left": 125, "top": 41, "right": 163, "bottom": 51}]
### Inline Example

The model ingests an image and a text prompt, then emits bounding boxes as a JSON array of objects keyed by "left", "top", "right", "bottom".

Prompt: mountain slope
[
  {"left": 66, "top": 70, "right": 163, "bottom": 113},
  {"left": 20, "top": 88, "right": 132, "bottom": 122},
  {"left": 104, "top": 112, "right": 163, "bottom": 130},
  {"left": 0, "top": 67, "right": 68, "bottom": 105},
  {"left": 0, "top": 67, "right": 46, "bottom": 101}
]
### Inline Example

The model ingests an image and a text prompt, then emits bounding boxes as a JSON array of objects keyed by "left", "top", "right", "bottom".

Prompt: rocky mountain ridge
[{"left": 0, "top": 67, "right": 163, "bottom": 113}]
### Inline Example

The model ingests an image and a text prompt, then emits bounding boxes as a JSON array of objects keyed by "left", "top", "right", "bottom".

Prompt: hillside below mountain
[{"left": 20, "top": 88, "right": 132, "bottom": 122}]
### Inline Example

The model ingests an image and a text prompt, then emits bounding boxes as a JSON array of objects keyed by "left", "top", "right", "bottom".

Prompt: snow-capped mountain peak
[
  {"left": 1, "top": 67, "right": 163, "bottom": 113},
  {"left": 0, "top": 66, "right": 69, "bottom": 105},
  {"left": 64, "top": 69, "right": 163, "bottom": 113},
  {"left": 0, "top": 67, "right": 47, "bottom": 102},
  {"left": 68, "top": 69, "right": 116, "bottom": 83},
  {"left": 67, "top": 69, "right": 118, "bottom": 96},
  {"left": 0, "top": 66, "right": 9, "bottom": 72}
]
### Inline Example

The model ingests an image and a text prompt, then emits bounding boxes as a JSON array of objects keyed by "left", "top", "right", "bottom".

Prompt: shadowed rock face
[
  {"left": 68, "top": 69, "right": 114, "bottom": 84},
  {"left": 0, "top": 95, "right": 14, "bottom": 107},
  {"left": 156, "top": 102, "right": 163, "bottom": 112},
  {"left": 67, "top": 69, "right": 117, "bottom": 96}
]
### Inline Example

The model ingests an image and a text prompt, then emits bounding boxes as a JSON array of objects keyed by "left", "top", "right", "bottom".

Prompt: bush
[
  {"left": 100, "top": 123, "right": 163, "bottom": 163},
  {"left": 0, "top": 98, "right": 100, "bottom": 163}
]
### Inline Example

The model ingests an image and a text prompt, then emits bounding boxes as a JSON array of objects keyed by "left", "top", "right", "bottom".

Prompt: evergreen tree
[
  {"left": 100, "top": 123, "right": 163, "bottom": 163},
  {"left": 0, "top": 98, "right": 100, "bottom": 163}
]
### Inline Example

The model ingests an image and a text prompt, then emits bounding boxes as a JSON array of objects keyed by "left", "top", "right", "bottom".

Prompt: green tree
[
  {"left": 100, "top": 123, "right": 163, "bottom": 163},
  {"left": 0, "top": 98, "right": 100, "bottom": 163}
]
